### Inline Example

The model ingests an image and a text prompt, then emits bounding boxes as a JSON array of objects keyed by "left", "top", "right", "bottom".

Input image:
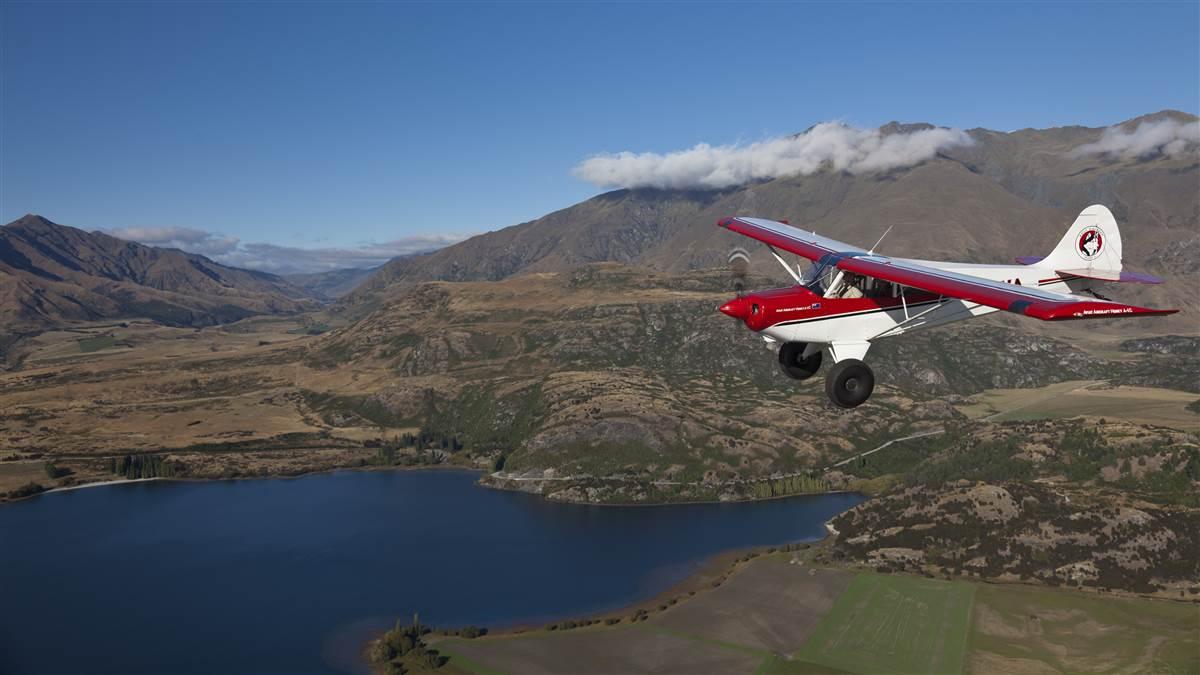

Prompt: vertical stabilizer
[{"left": 1041, "top": 205, "right": 1122, "bottom": 273}]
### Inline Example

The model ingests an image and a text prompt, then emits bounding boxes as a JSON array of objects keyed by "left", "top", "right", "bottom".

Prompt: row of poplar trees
[{"left": 108, "top": 454, "right": 177, "bottom": 479}]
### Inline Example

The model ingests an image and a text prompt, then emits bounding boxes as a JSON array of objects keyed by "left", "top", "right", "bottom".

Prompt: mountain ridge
[
  {"left": 0, "top": 215, "right": 320, "bottom": 329},
  {"left": 347, "top": 110, "right": 1198, "bottom": 320}
]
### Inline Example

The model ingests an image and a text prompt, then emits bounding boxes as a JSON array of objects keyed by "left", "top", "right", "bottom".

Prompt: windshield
[{"left": 801, "top": 259, "right": 837, "bottom": 294}]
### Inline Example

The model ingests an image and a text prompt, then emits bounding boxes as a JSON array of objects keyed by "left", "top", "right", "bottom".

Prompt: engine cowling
[{"left": 718, "top": 286, "right": 824, "bottom": 332}]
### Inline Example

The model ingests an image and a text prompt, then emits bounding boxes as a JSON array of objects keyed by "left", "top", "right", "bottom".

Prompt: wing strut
[
  {"left": 873, "top": 295, "right": 948, "bottom": 339},
  {"left": 766, "top": 246, "right": 802, "bottom": 284}
]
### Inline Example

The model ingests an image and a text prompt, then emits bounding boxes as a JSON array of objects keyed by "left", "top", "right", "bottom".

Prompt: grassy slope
[
  {"left": 967, "top": 582, "right": 1200, "bottom": 675},
  {"left": 77, "top": 334, "right": 118, "bottom": 353},
  {"left": 793, "top": 573, "right": 974, "bottom": 675},
  {"left": 957, "top": 380, "right": 1200, "bottom": 429}
]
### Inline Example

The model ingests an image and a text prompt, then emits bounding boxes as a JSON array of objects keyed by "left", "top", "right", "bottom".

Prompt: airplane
[{"left": 716, "top": 205, "right": 1178, "bottom": 408}]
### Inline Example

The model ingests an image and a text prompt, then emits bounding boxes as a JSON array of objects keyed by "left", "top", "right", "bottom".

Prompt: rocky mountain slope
[
  {"left": 828, "top": 421, "right": 1200, "bottom": 600},
  {"left": 0, "top": 215, "right": 319, "bottom": 329},
  {"left": 350, "top": 111, "right": 1198, "bottom": 321},
  {"left": 294, "top": 265, "right": 1197, "bottom": 503}
]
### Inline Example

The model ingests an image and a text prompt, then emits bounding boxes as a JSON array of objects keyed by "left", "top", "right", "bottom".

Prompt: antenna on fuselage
[{"left": 868, "top": 225, "right": 894, "bottom": 255}]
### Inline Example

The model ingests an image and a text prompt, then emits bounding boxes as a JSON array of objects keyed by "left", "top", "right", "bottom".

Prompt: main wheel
[
  {"left": 825, "top": 359, "right": 875, "bottom": 408},
  {"left": 778, "top": 342, "right": 823, "bottom": 380}
]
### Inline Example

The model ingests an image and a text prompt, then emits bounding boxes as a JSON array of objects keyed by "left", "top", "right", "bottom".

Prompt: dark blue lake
[{"left": 0, "top": 469, "right": 864, "bottom": 675}]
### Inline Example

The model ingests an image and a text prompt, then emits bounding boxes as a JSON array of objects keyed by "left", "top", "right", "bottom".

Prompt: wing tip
[{"left": 1026, "top": 303, "right": 1180, "bottom": 321}]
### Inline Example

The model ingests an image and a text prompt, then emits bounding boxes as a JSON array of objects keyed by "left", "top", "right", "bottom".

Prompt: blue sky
[{"left": 2, "top": 1, "right": 1197, "bottom": 272}]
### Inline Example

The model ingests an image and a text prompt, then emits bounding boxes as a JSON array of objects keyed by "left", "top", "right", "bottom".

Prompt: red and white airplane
[{"left": 717, "top": 205, "right": 1177, "bottom": 408}]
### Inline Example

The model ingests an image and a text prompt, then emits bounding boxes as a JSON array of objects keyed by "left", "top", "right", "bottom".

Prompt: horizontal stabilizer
[
  {"left": 1055, "top": 268, "right": 1165, "bottom": 284},
  {"left": 1015, "top": 256, "right": 1044, "bottom": 265}
]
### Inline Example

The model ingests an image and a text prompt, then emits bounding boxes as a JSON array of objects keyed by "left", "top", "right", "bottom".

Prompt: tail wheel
[
  {"left": 825, "top": 359, "right": 874, "bottom": 408},
  {"left": 778, "top": 342, "right": 823, "bottom": 380}
]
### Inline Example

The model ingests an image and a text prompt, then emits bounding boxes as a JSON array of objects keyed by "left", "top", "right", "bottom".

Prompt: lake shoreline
[
  {"left": 479, "top": 476, "right": 865, "bottom": 508},
  {"left": 2, "top": 467, "right": 865, "bottom": 675},
  {"left": 7, "top": 459, "right": 866, "bottom": 510},
  {"left": 0, "top": 461, "right": 484, "bottom": 505},
  {"left": 366, "top": 531, "right": 838, "bottom": 674},
  {"left": 492, "top": 538, "right": 819, "bottom": 634}
]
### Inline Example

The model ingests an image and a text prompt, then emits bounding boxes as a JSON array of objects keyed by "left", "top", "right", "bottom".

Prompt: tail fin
[{"left": 1041, "top": 205, "right": 1122, "bottom": 273}]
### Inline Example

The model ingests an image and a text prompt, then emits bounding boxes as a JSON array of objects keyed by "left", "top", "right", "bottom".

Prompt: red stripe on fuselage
[{"left": 734, "top": 286, "right": 942, "bottom": 332}]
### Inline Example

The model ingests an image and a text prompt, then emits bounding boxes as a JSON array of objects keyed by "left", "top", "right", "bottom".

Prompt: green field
[
  {"left": 793, "top": 573, "right": 974, "bottom": 675},
  {"left": 956, "top": 380, "right": 1199, "bottom": 430},
  {"left": 77, "top": 335, "right": 117, "bottom": 353},
  {"left": 968, "top": 583, "right": 1200, "bottom": 675},
  {"left": 754, "top": 654, "right": 854, "bottom": 674}
]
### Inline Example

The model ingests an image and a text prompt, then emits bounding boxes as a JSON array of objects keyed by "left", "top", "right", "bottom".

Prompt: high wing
[
  {"left": 720, "top": 216, "right": 867, "bottom": 262},
  {"left": 719, "top": 216, "right": 1178, "bottom": 321}
]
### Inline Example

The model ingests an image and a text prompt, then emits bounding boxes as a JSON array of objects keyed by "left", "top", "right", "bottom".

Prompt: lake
[{"left": 0, "top": 469, "right": 865, "bottom": 674}]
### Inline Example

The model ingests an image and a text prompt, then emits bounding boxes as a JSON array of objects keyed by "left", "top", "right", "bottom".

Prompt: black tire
[
  {"left": 777, "top": 342, "right": 823, "bottom": 380},
  {"left": 824, "top": 359, "right": 875, "bottom": 408}
]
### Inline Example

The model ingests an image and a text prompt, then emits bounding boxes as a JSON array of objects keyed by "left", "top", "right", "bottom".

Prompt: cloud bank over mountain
[
  {"left": 109, "top": 226, "right": 241, "bottom": 257},
  {"left": 573, "top": 122, "right": 974, "bottom": 190},
  {"left": 1070, "top": 118, "right": 1200, "bottom": 159},
  {"left": 106, "top": 227, "right": 467, "bottom": 274},
  {"left": 216, "top": 235, "right": 468, "bottom": 273}
]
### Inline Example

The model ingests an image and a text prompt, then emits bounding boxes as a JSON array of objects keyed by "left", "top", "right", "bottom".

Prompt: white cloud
[
  {"left": 106, "top": 227, "right": 467, "bottom": 274},
  {"left": 573, "top": 122, "right": 975, "bottom": 190},
  {"left": 1070, "top": 118, "right": 1200, "bottom": 160},
  {"left": 108, "top": 225, "right": 240, "bottom": 257},
  {"left": 215, "top": 235, "right": 469, "bottom": 274}
]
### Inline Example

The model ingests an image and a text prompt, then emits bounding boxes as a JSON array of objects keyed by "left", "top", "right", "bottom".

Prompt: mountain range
[
  {"left": 0, "top": 215, "right": 318, "bottom": 329},
  {"left": 349, "top": 110, "right": 1198, "bottom": 320},
  {"left": 2, "top": 110, "right": 1195, "bottom": 332}
]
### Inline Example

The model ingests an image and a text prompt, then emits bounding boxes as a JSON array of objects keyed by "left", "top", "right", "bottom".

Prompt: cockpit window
[{"left": 802, "top": 259, "right": 837, "bottom": 294}]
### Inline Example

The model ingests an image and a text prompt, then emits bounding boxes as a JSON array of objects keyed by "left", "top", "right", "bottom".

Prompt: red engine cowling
[{"left": 718, "top": 286, "right": 824, "bottom": 332}]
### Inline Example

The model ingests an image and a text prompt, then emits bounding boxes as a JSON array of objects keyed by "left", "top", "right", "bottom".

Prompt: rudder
[{"left": 1041, "top": 205, "right": 1122, "bottom": 273}]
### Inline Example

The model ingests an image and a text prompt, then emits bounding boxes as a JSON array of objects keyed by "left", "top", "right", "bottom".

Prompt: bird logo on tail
[{"left": 1077, "top": 226, "right": 1104, "bottom": 260}]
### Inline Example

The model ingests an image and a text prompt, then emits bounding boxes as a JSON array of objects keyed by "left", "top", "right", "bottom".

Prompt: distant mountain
[
  {"left": 349, "top": 111, "right": 1198, "bottom": 317},
  {"left": 0, "top": 215, "right": 319, "bottom": 329},
  {"left": 284, "top": 265, "right": 381, "bottom": 300}
]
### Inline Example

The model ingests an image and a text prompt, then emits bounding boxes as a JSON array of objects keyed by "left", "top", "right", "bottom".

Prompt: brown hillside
[{"left": 0, "top": 215, "right": 319, "bottom": 329}]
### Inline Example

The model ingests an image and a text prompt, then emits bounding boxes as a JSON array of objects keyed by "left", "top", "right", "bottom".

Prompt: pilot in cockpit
[{"left": 839, "top": 274, "right": 866, "bottom": 299}]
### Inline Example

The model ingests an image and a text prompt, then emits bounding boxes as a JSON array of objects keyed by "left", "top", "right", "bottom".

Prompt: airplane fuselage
[
  {"left": 730, "top": 262, "right": 1089, "bottom": 349},
  {"left": 716, "top": 208, "right": 1174, "bottom": 407}
]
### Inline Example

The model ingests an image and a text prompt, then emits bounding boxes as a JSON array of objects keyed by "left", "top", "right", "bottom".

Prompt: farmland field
[
  {"left": 435, "top": 553, "right": 851, "bottom": 675},
  {"left": 791, "top": 573, "right": 974, "bottom": 675},
  {"left": 956, "top": 380, "right": 1199, "bottom": 430},
  {"left": 438, "top": 625, "right": 765, "bottom": 675},
  {"left": 77, "top": 334, "right": 117, "bottom": 353},
  {"left": 967, "top": 582, "right": 1200, "bottom": 675},
  {"left": 405, "top": 557, "right": 1199, "bottom": 675}
]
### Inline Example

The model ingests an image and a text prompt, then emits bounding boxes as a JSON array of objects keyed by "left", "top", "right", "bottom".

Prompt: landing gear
[
  {"left": 778, "top": 342, "right": 823, "bottom": 380},
  {"left": 825, "top": 359, "right": 875, "bottom": 408}
]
